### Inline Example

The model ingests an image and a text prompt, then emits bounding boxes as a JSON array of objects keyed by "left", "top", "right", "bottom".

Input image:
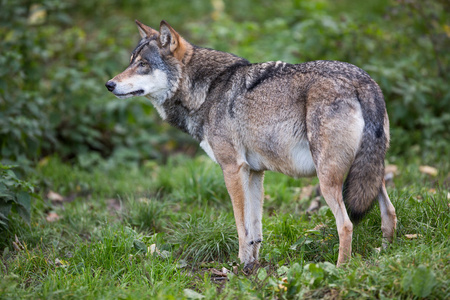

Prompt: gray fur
[{"left": 106, "top": 20, "right": 396, "bottom": 267}]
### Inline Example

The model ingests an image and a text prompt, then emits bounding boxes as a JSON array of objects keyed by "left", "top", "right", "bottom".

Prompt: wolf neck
[{"left": 161, "top": 46, "right": 250, "bottom": 141}]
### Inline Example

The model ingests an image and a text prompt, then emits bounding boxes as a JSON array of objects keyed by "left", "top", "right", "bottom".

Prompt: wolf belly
[{"left": 245, "top": 139, "right": 316, "bottom": 177}]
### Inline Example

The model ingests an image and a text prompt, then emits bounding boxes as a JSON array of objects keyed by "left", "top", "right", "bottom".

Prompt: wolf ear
[
  {"left": 135, "top": 20, "right": 159, "bottom": 39},
  {"left": 159, "top": 20, "right": 189, "bottom": 61}
]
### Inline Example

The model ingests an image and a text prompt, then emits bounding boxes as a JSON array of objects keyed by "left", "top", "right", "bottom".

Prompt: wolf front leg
[{"left": 222, "top": 163, "right": 264, "bottom": 271}]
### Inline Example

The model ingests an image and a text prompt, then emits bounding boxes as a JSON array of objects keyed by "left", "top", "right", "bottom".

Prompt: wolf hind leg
[
  {"left": 318, "top": 177, "right": 353, "bottom": 266},
  {"left": 377, "top": 180, "right": 397, "bottom": 248},
  {"left": 312, "top": 123, "right": 357, "bottom": 266},
  {"left": 307, "top": 98, "right": 365, "bottom": 266}
]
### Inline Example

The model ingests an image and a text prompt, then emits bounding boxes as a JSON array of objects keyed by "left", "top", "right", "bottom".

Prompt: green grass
[{"left": 1, "top": 155, "right": 449, "bottom": 299}]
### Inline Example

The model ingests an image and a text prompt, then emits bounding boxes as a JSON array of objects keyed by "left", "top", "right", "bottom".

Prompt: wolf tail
[{"left": 343, "top": 81, "right": 389, "bottom": 223}]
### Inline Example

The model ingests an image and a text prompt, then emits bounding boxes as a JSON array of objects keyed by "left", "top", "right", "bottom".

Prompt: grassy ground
[{"left": 0, "top": 154, "right": 449, "bottom": 299}]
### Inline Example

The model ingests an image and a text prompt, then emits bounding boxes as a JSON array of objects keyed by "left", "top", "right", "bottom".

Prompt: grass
[{"left": 0, "top": 154, "right": 449, "bottom": 299}]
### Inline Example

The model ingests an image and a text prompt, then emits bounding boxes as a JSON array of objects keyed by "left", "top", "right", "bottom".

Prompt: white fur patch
[
  {"left": 114, "top": 69, "right": 170, "bottom": 119},
  {"left": 245, "top": 139, "right": 316, "bottom": 178},
  {"left": 200, "top": 140, "right": 217, "bottom": 163},
  {"left": 291, "top": 140, "right": 316, "bottom": 177},
  {"left": 274, "top": 60, "right": 286, "bottom": 68}
]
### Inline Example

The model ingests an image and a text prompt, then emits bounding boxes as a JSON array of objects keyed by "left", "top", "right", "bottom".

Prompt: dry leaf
[
  {"left": 210, "top": 268, "right": 227, "bottom": 277},
  {"left": 12, "top": 236, "right": 25, "bottom": 251},
  {"left": 149, "top": 244, "right": 160, "bottom": 255},
  {"left": 419, "top": 165, "right": 438, "bottom": 176},
  {"left": 46, "top": 212, "right": 61, "bottom": 222},
  {"left": 299, "top": 185, "right": 315, "bottom": 200},
  {"left": 313, "top": 223, "right": 327, "bottom": 231},
  {"left": 138, "top": 197, "right": 151, "bottom": 203},
  {"left": 447, "top": 192, "right": 450, "bottom": 200},
  {"left": 47, "top": 191, "right": 64, "bottom": 202},
  {"left": 385, "top": 164, "right": 399, "bottom": 175},
  {"left": 278, "top": 283, "right": 287, "bottom": 291},
  {"left": 55, "top": 258, "right": 63, "bottom": 267},
  {"left": 405, "top": 234, "right": 421, "bottom": 239},
  {"left": 428, "top": 188, "right": 436, "bottom": 194},
  {"left": 233, "top": 266, "right": 238, "bottom": 275},
  {"left": 12, "top": 242, "right": 21, "bottom": 252}
]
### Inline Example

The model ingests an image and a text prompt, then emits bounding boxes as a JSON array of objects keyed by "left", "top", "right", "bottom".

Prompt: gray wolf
[{"left": 105, "top": 20, "right": 397, "bottom": 270}]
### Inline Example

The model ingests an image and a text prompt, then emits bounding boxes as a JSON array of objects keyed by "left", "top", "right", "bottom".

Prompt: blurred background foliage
[{"left": 0, "top": 0, "right": 449, "bottom": 169}]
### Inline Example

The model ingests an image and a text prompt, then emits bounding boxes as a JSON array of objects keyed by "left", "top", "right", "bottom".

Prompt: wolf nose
[{"left": 105, "top": 81, "right": 116, "bottom": 92}]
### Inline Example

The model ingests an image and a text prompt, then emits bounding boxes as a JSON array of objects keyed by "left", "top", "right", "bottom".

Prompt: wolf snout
[{"left": 105, "top": 81, "right": 116, "bottom": 92}]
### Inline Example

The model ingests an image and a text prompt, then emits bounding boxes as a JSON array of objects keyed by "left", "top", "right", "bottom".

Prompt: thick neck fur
[{"left": 162, "top": 46, "right": 250, "bottom": 141}]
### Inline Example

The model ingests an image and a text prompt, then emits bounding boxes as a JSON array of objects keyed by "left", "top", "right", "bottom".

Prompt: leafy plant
[{"left": 0, "top": 164, "right": 35, "bottom": 227}]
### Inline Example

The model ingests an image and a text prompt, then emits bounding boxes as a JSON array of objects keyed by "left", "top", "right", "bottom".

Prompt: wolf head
[{"left": 105, "top": 20, "right": 190, "bottom": 104}]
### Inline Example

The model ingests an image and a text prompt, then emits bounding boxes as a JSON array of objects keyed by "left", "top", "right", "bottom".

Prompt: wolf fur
[{"left": 106, "top": 20, "right": 397, "bottom": 269}]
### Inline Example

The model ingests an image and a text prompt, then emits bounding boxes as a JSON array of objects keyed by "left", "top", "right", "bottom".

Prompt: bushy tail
[{"left": 343, "top": 82, "right": 388, "bottom": 223}]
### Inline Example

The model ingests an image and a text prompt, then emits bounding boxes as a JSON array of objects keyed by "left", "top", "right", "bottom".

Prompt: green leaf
[
  {"left": 257, "top": 267, "right": 267, "bottom": 281},
  {"left": 0, "top": 183, "right": 14, "bottom": 201},
  {"left": 183, "top": 288, "right": 205, "bottom": 299},
  {"left": 410, "top": 265, "right": 437, "bottom": 298},
  {"left": 277, "top": 265, "right": 289, "bottom": 276},
  {"left": 133, "top": 239, "right": 147, "bottom": 253},
  {"left": 0, "top": 201, "right": 12, "bottom": 221},
  {"left": 16, "top": 191, "right": 31, "bottom": 213},
  {"left": 16, "top": 205, "right": 30, "bottom": 224}
]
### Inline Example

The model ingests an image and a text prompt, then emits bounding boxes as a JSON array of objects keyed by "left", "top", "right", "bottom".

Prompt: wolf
[{"left": 106, "top": 20, "right": 397, "bottom": 270}]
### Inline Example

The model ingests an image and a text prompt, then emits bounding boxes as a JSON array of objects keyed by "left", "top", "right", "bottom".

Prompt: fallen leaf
[
  {"left": 184, "top": 288, "right": 205, "bottom": 299},
  {"left": 138, "top": 197, "right": 151, "bottom": 203},
  {"left": 299, "top": 185, "right": 315, "bottom": 200},
  {"left": 419, "top": 166, "right": 438, "bottom": 177},
  {"left": 210, "top": 268, "right": 228, "bottom": 277},
  {"left": 405, "top": 234, "right": 421, "bottom": 239},
  {"left": 385, "top": 164, "right": 399, "bottom": 175},
  {"left": 447, "top": 192, "right": 450, "bottom": 200},
  {"left": 149, "top": 244, "right": 160, "bottom": 255},
  {"left": 313, "top": 223, "right": 327, "bottom": 231},
  {"left": 47, "top": 191, "right": 64, "bottom": 202},
  {"left": 12, "top": 242, "right": 22, "bottom": 252},
  {"left": 374, "top": 247, "right": 381, "bottom": 253},
  {"left": 12, "top": 236, "right": 25, "bottom": 251},
  {"left": 46, "top": 212, "right": 61, "bottom": 222},
  {"left": 278, "top": 283, "right": 287, "bottom": 291},
  {"left": 221, "top": 267, "right": 230, "bottom": 274},
  {"left": 428, "top": 188, "right": 436, "bottom": 194},
  {"left": 55, "top": 258, "right": 68, "bottom": 267},
  {"left": 233, "top": 266, "right": 238, "bottom": 275}
]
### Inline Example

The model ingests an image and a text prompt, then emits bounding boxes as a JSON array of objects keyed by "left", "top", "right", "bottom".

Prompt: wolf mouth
[{"left": 114, "top": 89, "right": 144, "bottom": 97}]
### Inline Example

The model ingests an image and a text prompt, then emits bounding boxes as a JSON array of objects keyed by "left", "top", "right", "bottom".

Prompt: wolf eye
[{"left": 139, "top": 61, "right": 148, "bottom": 67}]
